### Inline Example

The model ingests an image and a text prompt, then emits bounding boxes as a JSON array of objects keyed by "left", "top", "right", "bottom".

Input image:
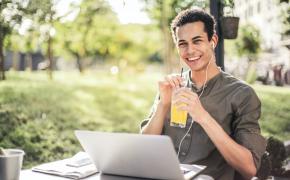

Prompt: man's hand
[
  {"left": 172, "top": 87, "right": 208, "bottom": 124},
  {"left": 141, "top": 74, "right": 185, "bottom": 135},
  {"left": 158, "top": 74, "right": 185, "bottom": 107}
]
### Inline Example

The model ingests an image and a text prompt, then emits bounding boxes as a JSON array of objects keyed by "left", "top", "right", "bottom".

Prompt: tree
[
  {"left": 279, "top": 0, "right": 290, "bottom": 38},
  {"left": 235, "top": 24, "right": 261, "bottom": 83},
  {"left": 7, "top": 27, "right": 40, "bottom": 70},
  {"left": 0, "top": 0, "right": 28, "bottom": 80},
  {"left": 235, "top": 24, "right": 261, "bottom": 61},
  {"left": 25, "top": 0, "right": 76, "bottom": 78},
  {"left": 26, "top": 0, "right": 56, "bottom": 79},
  {"left": 54, "top": 0, "right": 117, "bottom": 73}
]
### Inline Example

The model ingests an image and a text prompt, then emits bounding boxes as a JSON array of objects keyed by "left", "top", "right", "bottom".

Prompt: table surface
[{"left": 20, "top": 170, "right": 214, "bottom": 180}]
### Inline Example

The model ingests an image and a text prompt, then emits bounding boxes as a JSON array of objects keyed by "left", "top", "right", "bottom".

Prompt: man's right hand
[
  {"left": 158, "top": 74, "right": 185, "bottom": 107},
  {"left": 141, "top": 74, "right": 185, "bottom": 135}
]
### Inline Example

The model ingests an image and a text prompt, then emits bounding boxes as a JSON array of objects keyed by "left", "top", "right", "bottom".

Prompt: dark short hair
[{"left": 171, "top": 8, "right": 216, "bottom": 43}]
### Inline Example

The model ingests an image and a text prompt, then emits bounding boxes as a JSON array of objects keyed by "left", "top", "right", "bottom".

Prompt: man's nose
[{"left": 186, "top": 44, "right": 195, "bottom": 55}]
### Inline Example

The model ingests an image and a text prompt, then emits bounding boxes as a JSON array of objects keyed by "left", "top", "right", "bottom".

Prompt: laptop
[{"left": 75, "top": 130, "right": 206, "bottom": 180}]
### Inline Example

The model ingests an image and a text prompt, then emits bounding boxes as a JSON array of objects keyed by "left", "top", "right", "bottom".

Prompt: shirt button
[{"left": 181, "top": 152, "right": 186, "bottom": 156}]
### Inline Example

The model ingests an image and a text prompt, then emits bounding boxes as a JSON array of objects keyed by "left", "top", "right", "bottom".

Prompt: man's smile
[{"left": 186, "top": 55, "right": 202, "bottom": 62}]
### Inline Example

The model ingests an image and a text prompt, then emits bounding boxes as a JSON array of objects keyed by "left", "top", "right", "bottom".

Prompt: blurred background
[{"left": 0, "top": 0, "right": 289, "bottom": 174}]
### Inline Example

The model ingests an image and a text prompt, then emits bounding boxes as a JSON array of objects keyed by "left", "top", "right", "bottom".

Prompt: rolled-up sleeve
[{"left": 231, "top": 86, "right": 267, "bottom": 169}]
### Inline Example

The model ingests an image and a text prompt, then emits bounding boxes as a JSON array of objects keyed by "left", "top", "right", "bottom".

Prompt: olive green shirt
[{"left": 141, "top": 70, "right": 266, "bottom": 180}]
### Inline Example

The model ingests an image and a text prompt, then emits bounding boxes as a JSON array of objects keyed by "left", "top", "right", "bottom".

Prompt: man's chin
[
  {"left": 184, "top": 61, "right": 202, "bottom": 71},
  {"left": 187, "top": 64, "right": 207, "bottom": 72}
]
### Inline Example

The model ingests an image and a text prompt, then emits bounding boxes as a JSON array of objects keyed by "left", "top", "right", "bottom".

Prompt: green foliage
[
  {"left": 220, "top": 0, "right": 235, "bottom": 16},
  {"left": 0, "top": 0, "right": 26, "bottom": 35},
  {"left": 3, "top": 0, "right": 163, "bottom": 72},
  {"left": 0, "top": 71, "right": 157, "bottom": 168},
  {"left": 254, "top": 84, "right": 290, "bottom": 141},
  {"left": 54, "top": 0, "right": 117, "bottom": 58},
  {"left": 0, "top": 0, "right": 30, "bottom": 79},
  {"left": 144, "top": 0, "right": 208, "bottom": 72},
  {"left": 145, "top": 0, "right": 208, "bottom": 28},
  {"left": 55, "top": 16, "right": 162, "bottom": 69},
  {"left": 235, "top": 24, "right": 261, "bottom": 61},
  {"left": 220, "top": 0, "right": 234, "bottom": 8},
  {"left": 53, "top": 0, "right": 162, "bottom": 71},
  {"left": 109, "top": 24, "right": 162, "bottom": 66},
  {"left": 245, "top": 62, "right": 257, "bottom": 84},
  {"left": 278, "top": 0, "right": 290, "bottom": 36}
]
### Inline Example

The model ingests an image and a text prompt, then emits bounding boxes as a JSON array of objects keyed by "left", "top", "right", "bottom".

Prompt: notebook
[{"left": 32, "top": 152, "right": 98, "bottom": 179}]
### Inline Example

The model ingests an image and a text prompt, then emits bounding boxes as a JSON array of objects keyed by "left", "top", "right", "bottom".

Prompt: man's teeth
[{"left": 188, "top": 56, "right": 200, "bottom": 61}]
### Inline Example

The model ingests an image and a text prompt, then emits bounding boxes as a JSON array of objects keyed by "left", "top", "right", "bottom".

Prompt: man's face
[{"left": 176, "top": 21, "right": 216, "bottom": 72}]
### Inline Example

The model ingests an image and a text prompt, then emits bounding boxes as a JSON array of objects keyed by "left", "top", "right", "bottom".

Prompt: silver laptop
[{"left": 75, "top": 130, "right": 206, "bottom": 180}]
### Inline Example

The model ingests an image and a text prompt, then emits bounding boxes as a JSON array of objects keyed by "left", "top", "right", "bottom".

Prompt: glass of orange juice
[{"left": 170, "top": 88, "right": 188, "bottom": 128}]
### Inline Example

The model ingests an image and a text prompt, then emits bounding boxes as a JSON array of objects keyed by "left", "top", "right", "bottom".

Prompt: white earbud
[{"left": 212, "top": 42, "right": 215, "bottom": 49}]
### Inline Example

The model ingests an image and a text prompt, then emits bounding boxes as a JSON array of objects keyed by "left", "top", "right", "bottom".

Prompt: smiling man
[{"left": 141, "top": 9, "right": 266, "bottom": 180}]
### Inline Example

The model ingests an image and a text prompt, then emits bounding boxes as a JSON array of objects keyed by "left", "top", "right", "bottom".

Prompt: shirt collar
[{"left": 187, "top": 68, "right": 223, "bottom": 93}]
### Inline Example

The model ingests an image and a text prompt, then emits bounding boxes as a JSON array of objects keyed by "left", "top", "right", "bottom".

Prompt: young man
[{"left": 141, "top": 9, "right": 266, "bottom": 180}]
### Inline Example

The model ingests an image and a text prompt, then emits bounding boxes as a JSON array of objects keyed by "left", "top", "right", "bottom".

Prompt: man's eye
[
  {"left": 178, "top": 43, "right": 187, "bottom": 47},
  {"left": 193, "top": 40, "right": 202, "bottom": 44}
]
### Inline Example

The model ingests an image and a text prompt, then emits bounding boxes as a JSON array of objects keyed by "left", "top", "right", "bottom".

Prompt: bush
[{"left": 0, "top": 71, "right": 156, "bottom": 168}]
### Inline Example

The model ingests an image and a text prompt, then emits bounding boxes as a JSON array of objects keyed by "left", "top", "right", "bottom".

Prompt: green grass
[
  {"left": 253, "top": 84, "right": 290, "bottom": 141},
  {"left": 0, "top": 71, "right": 289, "bottom": 168},
  {"left": 0, "top": 71, "right": 159, "bottom": 168}
]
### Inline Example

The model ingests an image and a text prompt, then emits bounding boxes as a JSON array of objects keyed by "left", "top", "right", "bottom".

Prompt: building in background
[
  {"left": 234, "top": 0, "right": 289, "bottom": 64},
  {"left": 233, "top": 0, "right": 290, "bottom": 85},
  {"left": 235, "top": 0, "right": 282, "bottom": 49}
]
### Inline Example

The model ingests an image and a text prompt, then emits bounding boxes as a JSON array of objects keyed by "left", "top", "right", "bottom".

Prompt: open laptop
[{"left": 75, "top": 130, "right": 206, "bottom": 180}]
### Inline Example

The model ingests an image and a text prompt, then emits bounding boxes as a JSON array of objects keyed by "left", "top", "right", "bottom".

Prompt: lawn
[
  {"left": 0, "top": 71, "right": 289, "bottom": 168},
  {"left": 254, "top": 84, "right": 290, "bottom": 141}
]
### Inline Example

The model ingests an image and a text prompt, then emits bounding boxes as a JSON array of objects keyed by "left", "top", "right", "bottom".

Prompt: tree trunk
[
  {"left": 47, "top": 11, "right": 54, "bottom": 80},
  {"left": 47, "top": 35, "right": 53, "bottom": 79},
  {"left": 27, "top": 53, "right": 33, "bottom": 71},
  {"left": 75, "top": 53, "right": 83, "bottom": 73},
  {"left": 245, "top": 61, "right": 257, "bottom": 84},
  {"left": 161, "top": 1, "right": 177, "bottom": 74},
  {"left": 161, "top": 1, "right": 170, "bottom": 74},
  {"left": 12, "top": 51, "right": 18, "bottom": 70},
  {"left": 0, "top": 34, "right": 6, "bottom": 80}
]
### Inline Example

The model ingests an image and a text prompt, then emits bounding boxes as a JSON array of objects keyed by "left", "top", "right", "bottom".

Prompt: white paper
[{"left": 32, "top": 152, "right": 98, "bottom": 179}]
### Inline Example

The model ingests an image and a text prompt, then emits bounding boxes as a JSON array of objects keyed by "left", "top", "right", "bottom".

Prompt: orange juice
[{"left": 170, "top": 104, "right": 187, "bottom": 128}]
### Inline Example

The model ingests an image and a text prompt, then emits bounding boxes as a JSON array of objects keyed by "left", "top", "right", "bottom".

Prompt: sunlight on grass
[{"left": 253, "top": 84, "right": 290, "bottom": 141}]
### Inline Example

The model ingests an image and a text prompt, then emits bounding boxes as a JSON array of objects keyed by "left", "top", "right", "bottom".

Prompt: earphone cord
[{"left": 177, "top": 54, "right": 213, "bottom": 158}]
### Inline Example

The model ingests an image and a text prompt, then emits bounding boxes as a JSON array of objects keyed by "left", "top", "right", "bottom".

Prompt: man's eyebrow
[
  {"left": 192, "top": 36, "right": 203, "bottom": 41},
  {"left": 177, "top": 39, "right": 187, "bottom": 44},
  {"left": 177, "top": 35, "right": 204, "bottom": 43}
]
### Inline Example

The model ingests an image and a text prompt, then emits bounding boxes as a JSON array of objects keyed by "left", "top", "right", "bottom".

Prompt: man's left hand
[{"left": 172, "top": 87, "right": 209, "bottom": 124}]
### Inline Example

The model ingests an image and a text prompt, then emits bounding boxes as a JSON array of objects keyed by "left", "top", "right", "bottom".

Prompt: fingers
[
  {"left": 172, "top": 88, "right": 199, "bottom": 107},
  {"left": 175, "top": 88, "right": 198, "bottom": 99},
  {"left": 172, "top": 96, "right": 189, "bottom": 106},
  {"left": 158, "top": 80, "right": 170, "bottom": 87},
  {"left": 164, "top": 74, "right": 184, "bottom": 89}
]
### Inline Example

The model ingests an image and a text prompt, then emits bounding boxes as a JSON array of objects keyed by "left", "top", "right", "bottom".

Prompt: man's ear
[{"left": 211, "top": 34, "right": 218, "bottom": 49}]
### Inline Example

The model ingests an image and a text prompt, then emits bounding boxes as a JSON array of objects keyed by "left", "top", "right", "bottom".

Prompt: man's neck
[{"left": 191, "top": 64, "right": 221, "bottom": 88}]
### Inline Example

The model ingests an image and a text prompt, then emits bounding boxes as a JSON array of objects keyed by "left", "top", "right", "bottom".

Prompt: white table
[{"left": 20, "top": 170, "right": 214, "bottom": 180}]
